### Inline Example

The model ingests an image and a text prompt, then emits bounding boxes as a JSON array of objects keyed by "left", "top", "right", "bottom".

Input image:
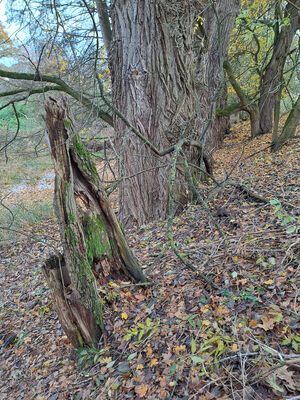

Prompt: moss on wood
[
  {"left": 73, "top": 135, "right": 98, "bottom": 176},
  {"left": 84, "top": 215, "right": 112, "bottom": 265}
]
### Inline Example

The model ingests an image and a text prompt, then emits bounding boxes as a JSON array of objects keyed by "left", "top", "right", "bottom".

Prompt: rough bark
[
  {"left": 259, "top": 0, "right": 300, "bottom": 134},
  {"left": 195, "top": 0, "right": 240, "bottom": 151},
  {"left": 43, "top": 97, "right": 145, "bottom": 347},
  {"left": 272, "top": 94, "right": 300, "bottom": 151},
  {"left": 110, "top": 0, "right": 205, "bottom": 227}
]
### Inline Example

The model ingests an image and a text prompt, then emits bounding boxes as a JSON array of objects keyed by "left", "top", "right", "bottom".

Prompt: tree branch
[{"left": 0, "top": 69, "right": 113, "bottom": 126}]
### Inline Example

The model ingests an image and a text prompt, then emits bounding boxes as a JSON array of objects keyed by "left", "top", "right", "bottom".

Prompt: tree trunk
[
  {"left": 223, "top": 60, "right": 260, "bottom": 139},
  {"left": 195, "top": 0, "right": 240, "bottom": 151},
  {"left": 109, "top": 0, "right": 207, "bottom": 227},
  {"left": 259, "top": 0, "right": 300, "bottom": 134},
  {"left": 43, "top": 98, "right": 145, "bottom": 347},
  {"left": 95, "top": 0, "right": 112, "bottom": 52},
  {"left": 272, "top": 94, "right": 300, "bottom": 152}
]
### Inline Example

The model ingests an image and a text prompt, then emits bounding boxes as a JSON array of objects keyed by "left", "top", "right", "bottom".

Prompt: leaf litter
[{"left": 0, "top": 123, "right": 299, "bottom": 399}]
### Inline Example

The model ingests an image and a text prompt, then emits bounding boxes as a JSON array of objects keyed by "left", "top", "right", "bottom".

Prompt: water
[{"left": 11, "top": 172, "right": 55, "bottom": 192}]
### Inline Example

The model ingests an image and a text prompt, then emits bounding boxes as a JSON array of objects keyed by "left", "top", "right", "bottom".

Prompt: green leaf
[
  {"left": 170, "top": 363, "right": 177, "bottom": 375},
  {"left": 138, "top": 329, "right": 144, "bottom": 340},
  {"left": 190, "top": 356, "right": 204, "bottom": 364},
  {"left": 274, "top": 205, "right": 281, "bottom": 213},
  {"left": 146, "top": 318, "right": 151, "bottom": 327},
  {"left": 270, "top": 198, "right": 280, "bottom": 205},
  {"left": 294, "top": 335, "right": 300, "bottom": 342},
  {"left": 266, "top": 374, "right": 284, "bottom": 393},
  {"left": 286, "top": 226, "right": 296, "bottom": 234},
  {"left": 127, "top": 352, "right": 137, "bottom": 361},
  {"left": 271, "top": 312, "right": 283, "bottom": 323},
  {"left": 106, "top": 360, "right": 116, "bottom": 368},
  {"left": 292, "top": 340, "right": 298, "bottom": 352},
  {"left": 191, "top": 338, "right": 196, "bottom": 354},
  {"left": 281, "top": 338, "right": 292, "bottom": 346},
  {"left": 111, "top": 382, "right": 119, "bottom": 390}
]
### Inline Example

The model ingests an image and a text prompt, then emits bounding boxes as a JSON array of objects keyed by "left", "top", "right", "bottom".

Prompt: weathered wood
[
  {"left": 42, "top": 255, "right": 89, "bottom": 348},
  {"left": 43, "top": 97, "right": 145, "bottom": 347}
]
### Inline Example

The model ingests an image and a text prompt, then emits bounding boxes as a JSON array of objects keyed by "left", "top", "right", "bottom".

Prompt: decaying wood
[{"left": 43, "top": 97, "right": 145, "bottom": 347}]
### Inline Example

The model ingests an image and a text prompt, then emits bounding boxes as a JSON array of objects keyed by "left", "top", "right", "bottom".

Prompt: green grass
[
  {"left": 0, "top": 97, "right": 53, "bottom": 185},
  {"left": 0, "top": 100, "right": 38, "bottom": 130}
]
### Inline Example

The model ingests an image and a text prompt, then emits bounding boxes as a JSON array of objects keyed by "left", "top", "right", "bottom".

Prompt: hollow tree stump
[{"left": 43, "top": 97, "right": 145, "bottom": 347}]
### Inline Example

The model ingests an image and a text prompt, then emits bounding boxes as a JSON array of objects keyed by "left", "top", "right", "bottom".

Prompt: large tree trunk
[
  {"left": 272, "top": 94, "right": 300, "bottom": 152},
  {"left": 259, "top": 0, "right": 300, "bottom": 134},
  {"left": 43, "top": 98, "right": 145, "bottom": 347},
  {"left": 195, "top": 0, "right": 240, "bottom": 152},
  {"left": 110, "top": 0, "right": 205, "bottom": 227}
]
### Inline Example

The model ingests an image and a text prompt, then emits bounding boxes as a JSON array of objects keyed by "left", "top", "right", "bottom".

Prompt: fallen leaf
[
  {"left": 249, "top": 319, "right": 259, "bottom": 328},
  {"left": 264, "top": 279, "right": 274, "bottom": 285},
  {"left": 121, "top": 312, "right": 128, "bottom": 320},
  {"left": 215, "top": 305, "right": 229, "bottom": 316},
  {"left": 135, "top": 384, "right": 148, "bottom": 398},
  {"left": 149, "top": 358, "right": 158, "bottom": 367},
  {"left": 231, "top": 343, "right": 238, "bottom": 352},
  {"left": 259, "top": 315, "right": 275, "bottom": 331}
]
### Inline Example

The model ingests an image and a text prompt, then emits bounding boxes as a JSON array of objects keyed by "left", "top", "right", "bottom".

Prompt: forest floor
[{"left": 0, "top": 121, "right": 299, "bottom": 400}]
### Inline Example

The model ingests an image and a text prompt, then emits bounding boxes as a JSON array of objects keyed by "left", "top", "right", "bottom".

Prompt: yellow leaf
[
  {"left": 108, "top": 281, "right": 119, "bottom": 288},
  {"left": 202, "top": 320, "right": 211, "bottom": 326},
  {"left": 24, "top": 337, "right": 31, "bottom": 344},
  {"left": 264, "top": 279, "right": 274, "bottom": 285},
  {"left": 136, "top": 363, "right": 144, "bottom": 370},
  {"left": 43, "top": 360, "right": 51, "bottom": 367},
  {"left": 121, "top": 312, "right": 128, "bottom": 320},
  {"left": 200, "top": 304, "right": 210, "bottom": 313},
  {"left": 102, "top": 357, "right": 112, "bottom": 364},
  {"left": 149, "top": 358, "right": 158, "bottom": 367},
  {"left": 174, "top": 345, "right": 186, "bottom": 353},
  {"left": 231, "top": 343, "right": 238, "bottom": 352}
]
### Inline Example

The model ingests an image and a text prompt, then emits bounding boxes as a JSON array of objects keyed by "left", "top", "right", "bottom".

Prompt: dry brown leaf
[
  {"left": 258, "top": 315, "right": 275, "bottom": 331},
  {"left": 215, "top": 305, "right": 229, "bottom": 316},
  {"left": 135, "top": 384, "right": 148, "bottom": 398}
]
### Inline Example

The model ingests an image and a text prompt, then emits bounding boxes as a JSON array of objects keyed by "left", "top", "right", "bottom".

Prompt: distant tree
[
  {"left": 0, "top": 23, "right": 14, "bottom": 59},
  {"left": 220, "top": 0, "right": 300, "bottom": 138},
  {"left": 259, "top": 0, "right": 300, "bottom": 133},
  {"left": 272, "top": 93, "right": 300, "bottom": 151}
]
